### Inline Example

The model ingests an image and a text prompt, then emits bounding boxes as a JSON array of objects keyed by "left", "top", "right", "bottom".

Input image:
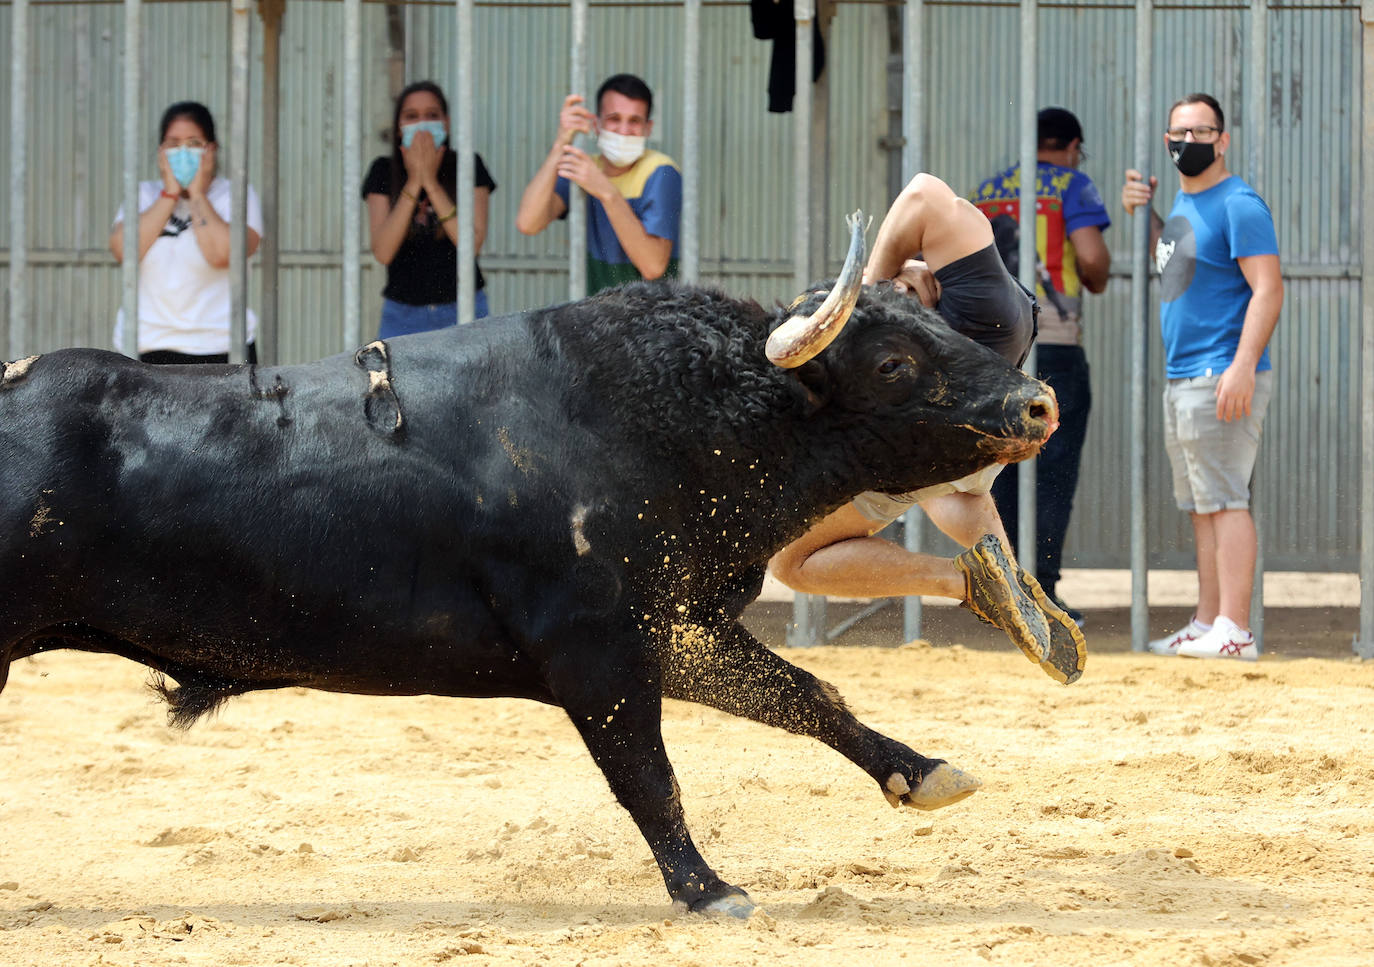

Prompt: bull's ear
[{"left": 792, "top": 359, "right": 831, "bottom": 415}]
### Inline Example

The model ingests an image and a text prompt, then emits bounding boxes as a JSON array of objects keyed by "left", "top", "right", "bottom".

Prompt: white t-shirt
[{"left": 112, "top": 177, "right": 265, "bottom": 355}]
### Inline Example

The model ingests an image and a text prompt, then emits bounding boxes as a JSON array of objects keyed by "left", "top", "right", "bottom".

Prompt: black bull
[{"left": 0, "top": 279, "right": 1056, "bottom": 916}]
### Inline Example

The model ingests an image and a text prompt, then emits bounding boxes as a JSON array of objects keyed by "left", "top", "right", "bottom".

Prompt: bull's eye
[{"left": 877, "top": 357, "right": 904, "bottom": 377}]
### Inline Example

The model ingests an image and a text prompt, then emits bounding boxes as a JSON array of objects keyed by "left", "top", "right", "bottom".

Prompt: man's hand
[
  {"left": 890, "top": 259, "right": 942, "bottom": 307},
  {"left": 1121, "top": 169, "right": 1157, "bottom": 215},
  {"left": 557, "top": 94, "right": 596, "bottom": 148},
  {"left": 1215, "top": 361, "right": 1256, "bottom": 422},
  {"left": 555, "top": 144, "right": 613, "bottom": 201}
]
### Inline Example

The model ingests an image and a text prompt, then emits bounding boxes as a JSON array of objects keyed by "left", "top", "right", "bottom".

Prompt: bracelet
[
  {"left": 438, "top": 207, "right": 457, "bottom": 223},
  {"left": 159, "top": 189, "right": 179, "bottom": 200},
  {"left": 399, "top": 187, "right": 417, "bottom": 203}
]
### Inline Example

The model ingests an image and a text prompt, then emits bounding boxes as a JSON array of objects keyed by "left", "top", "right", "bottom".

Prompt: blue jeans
[
  {"left": 991, "top": 344, "right": 1091, "bottom": 593},
  {"left": 378, "top": 290, "right": 489, "bottom": 339}
]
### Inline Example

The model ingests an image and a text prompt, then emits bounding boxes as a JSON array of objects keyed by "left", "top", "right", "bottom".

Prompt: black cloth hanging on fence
[{"left": 750, "top": 0, "right": 827, "bottom": 113}]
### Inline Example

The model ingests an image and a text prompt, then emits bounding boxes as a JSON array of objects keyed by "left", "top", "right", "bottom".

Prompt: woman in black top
[{"left": 363, "top": 80, "right": 496, "bottom": 338}]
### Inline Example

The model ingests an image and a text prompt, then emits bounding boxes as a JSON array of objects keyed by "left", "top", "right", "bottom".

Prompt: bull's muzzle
[{"left": 765, "top": 211, "right": 868, "bottom": 369}]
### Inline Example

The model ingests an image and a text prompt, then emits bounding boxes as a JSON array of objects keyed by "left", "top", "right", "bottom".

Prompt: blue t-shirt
[
  {"left": 1155, "top": 175, "right": 1279, "bottom": 379},
  {"left": 555, "top": 149, "right": 682, "bottom": 294}
]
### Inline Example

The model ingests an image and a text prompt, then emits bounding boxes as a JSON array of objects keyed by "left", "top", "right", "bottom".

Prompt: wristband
[
  {"left": 160, "top": 189, "right": 179, "bottom": 201},
  {"left": 438, "top": 207, "right": 457, "bottom": 223},
  {"left": 400, "top": 187, "right": 417, "bottom": 202}
]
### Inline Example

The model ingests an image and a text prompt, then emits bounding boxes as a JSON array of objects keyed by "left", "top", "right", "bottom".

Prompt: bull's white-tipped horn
[{"left": 765, "top": 211, "right": 869, "bottom": 369}]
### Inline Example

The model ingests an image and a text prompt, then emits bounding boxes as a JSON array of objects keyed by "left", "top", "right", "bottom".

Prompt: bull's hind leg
[
  {"left": 545, "top": 650, "right": 754, "bottom": 918},
  {"left": 659, "top": 622, "right": 980, "bottom": 811}
]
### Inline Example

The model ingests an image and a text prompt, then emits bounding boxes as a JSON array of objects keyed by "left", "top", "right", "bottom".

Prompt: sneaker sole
[
  {"left": 1019, "top": 573, "right": 1088, "bottom": 684},
  {"left": 954, "top": 536, "right": 1052, "bottom": 673}
]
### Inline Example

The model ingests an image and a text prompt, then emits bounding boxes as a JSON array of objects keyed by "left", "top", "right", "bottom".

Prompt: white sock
[
  {"left": 1192, "top": 617, "right": 1213, "bottom": 632},
  {"left": 1212, "top": 615, "right": 1252, "bottom": 641}
]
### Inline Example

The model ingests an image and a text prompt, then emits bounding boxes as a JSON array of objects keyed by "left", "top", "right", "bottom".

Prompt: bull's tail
[{"left": 147, "top": 671, "right": 241, "bottom": 730}]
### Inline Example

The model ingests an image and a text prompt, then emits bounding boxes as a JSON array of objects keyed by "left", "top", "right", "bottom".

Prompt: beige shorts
[
  {"left": 1163, "top": 370, "right": 1273, "bottom": 514},
  {"left": 851, "top": 463, "right": 1006, "bottom": 525}
]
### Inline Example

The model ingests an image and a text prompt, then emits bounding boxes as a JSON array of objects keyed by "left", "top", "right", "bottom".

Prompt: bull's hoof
[
  {"left": 885, "top": 763, "right": 982, "bottom": 811},
  {"left": 695, "top": 892, "right": 756, "bottom": 919},
  {"left": 676, "top": 888, "right": 755, "bottom": 919}
]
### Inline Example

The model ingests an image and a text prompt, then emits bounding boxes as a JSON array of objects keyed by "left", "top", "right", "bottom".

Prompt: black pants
[
  {"left": 140, "top": 344, "right": 257, "bottom": 366},
  {"left": 991, "top": 344, "right": 1091, "bottom": 593}
]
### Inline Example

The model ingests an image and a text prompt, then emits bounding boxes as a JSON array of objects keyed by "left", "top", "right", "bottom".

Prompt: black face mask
[{"left": 1168, "top": 140, "right": 1216, "bottom": 177}]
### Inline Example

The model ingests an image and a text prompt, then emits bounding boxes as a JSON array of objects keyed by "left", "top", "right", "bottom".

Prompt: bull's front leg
[
  {"left": 543, "top": 647, "right": 755, "bottom": 918},
  {"left": 659, "top": 621, "right": 981, "bottom": 811}
]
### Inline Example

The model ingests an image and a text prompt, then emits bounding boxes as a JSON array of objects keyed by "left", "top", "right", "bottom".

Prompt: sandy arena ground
[{"left": 2, "top": 576, "right": 1370, "bottom": 966}]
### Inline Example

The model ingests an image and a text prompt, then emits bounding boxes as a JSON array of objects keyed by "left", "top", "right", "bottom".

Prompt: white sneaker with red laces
[
  {"left": 1177, "top": 615, "right": 1258, "bottom": 661},
  {"left": 1146, "top": 618, "right": 1209, "bottom": 656}
]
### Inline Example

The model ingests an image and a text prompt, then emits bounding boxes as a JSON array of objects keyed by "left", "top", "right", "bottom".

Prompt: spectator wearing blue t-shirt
[
  {"left": 973, "top": 107, "right": 1112, "bottom": 627},
  {"left": 1122, "top": 93, "right": 1284, "bottom": 662},
  {"left": 515, "top": 74, "right": 682, "bottom": 295}
]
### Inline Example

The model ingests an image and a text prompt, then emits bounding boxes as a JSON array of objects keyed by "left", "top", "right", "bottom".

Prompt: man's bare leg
[
  {"left": 866, "top": 173, "right": 994, "bottom": 282},
  {"left": 768, "top": 503, "right": 963, "bottom": 600},
  {"left": 769, "top": 501, "right": 1086, "bottom": 683}
]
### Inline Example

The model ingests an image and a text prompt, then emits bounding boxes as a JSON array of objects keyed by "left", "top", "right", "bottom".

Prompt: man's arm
[
  {"left": 1215, "top": 253, "right": 1283, "bottom": 421},
  {"left": 597, "top": 189, "right": 674, "bottom": 279},
  {"left": 515, "top": 94, "right": 589, "bottom": 236},
  {"left": 1068, "top": 225, "right": 1111, "bottom": 293},
  {"left": 1121, "top": 169, "right": 1164, "bottom": 253}
]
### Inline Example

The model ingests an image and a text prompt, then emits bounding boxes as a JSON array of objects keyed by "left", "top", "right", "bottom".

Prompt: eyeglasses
[
  {"left": 1077, "top": 145, "right": 1090, "bottom": 162},
  {"left": 162, "top": 138, "right": 208, "bottom": 149},
  {"left": 1166, "top": 125, "right": 1220, "bottom": 142}
]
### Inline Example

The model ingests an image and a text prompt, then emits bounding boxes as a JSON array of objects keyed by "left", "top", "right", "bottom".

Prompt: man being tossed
[{"left": 770, "top": 173, "right": 1087, "bottom": 684}]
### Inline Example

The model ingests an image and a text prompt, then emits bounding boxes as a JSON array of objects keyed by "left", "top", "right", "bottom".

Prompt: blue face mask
[
  {"left": 166, "top": 146, "right": 204, "bottom": 188},
  {"left": 400, "top": 120, "right": 448, "bottom": 149}
]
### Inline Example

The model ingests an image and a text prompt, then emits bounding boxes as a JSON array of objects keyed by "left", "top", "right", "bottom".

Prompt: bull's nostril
[{"left": 1026, "top": 392, "right": 1059, "bottom": 426}]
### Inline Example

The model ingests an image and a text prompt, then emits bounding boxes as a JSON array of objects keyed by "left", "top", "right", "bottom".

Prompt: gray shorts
[
  {"left": 1162, "top": 370, "right": 1274, "bottom": 514},
  {"left": 852, "top": 463, "right": 1006, "bottom": 526}
]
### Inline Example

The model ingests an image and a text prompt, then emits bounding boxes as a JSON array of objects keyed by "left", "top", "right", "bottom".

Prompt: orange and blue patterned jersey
[{"left": 972, "top": 162, "right": 1109, "bottom": 343}]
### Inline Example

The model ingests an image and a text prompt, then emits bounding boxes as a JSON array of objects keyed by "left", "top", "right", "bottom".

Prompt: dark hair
[
  {"left": 1168, "top": 92, "right": 1225, "bottom": 132},
  {"left": 387, "top": 80, "right": 457, "bottom": 225},
  {"left": 159, "top": 101, "right": 217, "bottom": 144},
  {"left": 595, "top": 73, "right": 654, "bottom": 119},
  {"left": 1036, "top": 106, "right": 1083, "bottom": 151}
]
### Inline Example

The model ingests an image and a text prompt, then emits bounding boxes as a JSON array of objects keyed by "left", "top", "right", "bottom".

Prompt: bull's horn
[{"left": 765, "top": 211, "right": 869, "bottom": 369}]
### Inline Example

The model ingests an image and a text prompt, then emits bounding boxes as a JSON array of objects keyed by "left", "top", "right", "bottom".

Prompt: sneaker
[
  {"left": 1147, "top": 618, "right": 1209, "bottom": 656},
  {"left": 954, "top": 535, "right": 1086, "bottom": 684},
  {"left": 1016, "top": 571, "right": 1088, "bottom": 684},
  {"left": 1045, "top": 589, "right": 1085, "bottom": 628},
  {"left": 1177, "top": 616, "right": 1258, "bottom": 661}
]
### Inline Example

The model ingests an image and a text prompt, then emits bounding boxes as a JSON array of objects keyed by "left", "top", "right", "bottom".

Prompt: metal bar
[
  {"left": 568, "top": 0, "right": 588, "bottom": 300},
  {"left": 1359, "top": 0, "right": 1374, "bottom": 659},
  {"left": 826, "top": 599, "right": 892, "bottom": 642},
  {"left": 787, "top": 0, "right": 822, "bottom": 648},
  {"left": 681, "top": 0, "right": 701, "bottom": 281},
  {"left": 259, "top": 0, "right": 284, "bottom": 364},
  {"left": 1129, "top": 0, "right": 1153, "bottom": 650},
  {"left": 1248, "top": 0, "right": 1268, "bottom": 652},
  {"left": 228, "top": 0, "right": 251, "bottom": 365},
  {"left": 8, "top": 0, "right": 30, "bottom": 358},
  {"left": 119, "top": 0, "right": 140, "bottom": 359},
  {"left": 456, "top": 0, "right": 476, "bottom": 322},
  {"left": 1015, "top": 0, "right": 1038, "bottom": 571},
  {"left": 342, "top": 0, "right": 363, "bottom": 350},
  {"left": 900, "top": 0, "right": 926, "bottom": 643}
]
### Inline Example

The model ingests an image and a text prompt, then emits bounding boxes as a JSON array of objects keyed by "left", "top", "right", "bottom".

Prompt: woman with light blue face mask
[
  {"left": 107, "top": 100, "right": 263, "bottom": 364},
  {"left": 363, "top": 80, "right": 497, "bottom": 337}
]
